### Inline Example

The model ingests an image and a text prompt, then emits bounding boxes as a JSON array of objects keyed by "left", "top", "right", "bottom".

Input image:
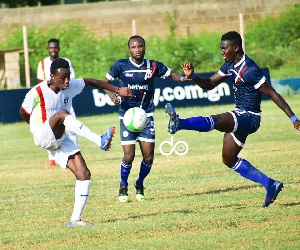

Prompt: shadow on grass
[
  {"left": 185, "top": 185, "right": 258, "bottom": 196},
  {"left": 281, "top": 202, "right": 300, "bottom": 207},
  {"left": 103, "top": 209, "right": 197, "bottom": 223}
]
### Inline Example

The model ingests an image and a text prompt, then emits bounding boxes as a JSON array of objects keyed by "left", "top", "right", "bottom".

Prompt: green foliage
[
  {"left": 145, "top": 33, "right": 221, "bottom": 74},
  {"left": 0, "top": 5, "right": 299, "bottom": 88},
  {"left": 245, "top": 4, "right": 300, "bottom": 70},
  {"left": 165, "top": 10, "right": 178, "bottom": 37}
]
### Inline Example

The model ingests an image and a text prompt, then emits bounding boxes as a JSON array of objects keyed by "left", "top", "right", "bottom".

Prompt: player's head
[
  {"left": 50, "top": 58, "right": 69, "bottom": 74},
  {"left": 128, "top": 35, "right": 145, "bottom": 47},
  {"left": 47, "top": 38, "right": 60, "bottom": 60},
  {"left": 220, "top": 31, "right": 244, "bottom": 62},
  {"left": 50, "top": 58, "right": 70, "bottom": 90},
  {"left": 221, "top": 31, "right": 243, "bottom": 48},
  {"left": 128, "top": 35, "right": 146, "bottom": 63}
]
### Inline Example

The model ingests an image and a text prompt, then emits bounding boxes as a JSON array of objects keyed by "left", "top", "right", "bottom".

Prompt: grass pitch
[{"left": 0, "top": 96, "right": 300, "bottom": 250}]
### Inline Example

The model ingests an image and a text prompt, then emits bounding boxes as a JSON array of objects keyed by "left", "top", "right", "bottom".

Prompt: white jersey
[
  {"left": 37, "top": 56, "right": 75, "bottom": 81},
  {"left": 21, "top": 79, "right": 85, "bottom": 134}
]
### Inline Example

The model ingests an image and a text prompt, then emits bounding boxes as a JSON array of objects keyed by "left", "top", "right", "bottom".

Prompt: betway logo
[
  {"left": 92, "top": 83, "right": 231, "bottom": 107},
  {"left": 128, "top": 84, "right": 149, "bottom": 90}
]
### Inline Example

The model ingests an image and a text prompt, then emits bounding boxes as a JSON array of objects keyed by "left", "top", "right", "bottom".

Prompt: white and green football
[{"left": 123, "top": 107, "right": 148, "bottom": 132}]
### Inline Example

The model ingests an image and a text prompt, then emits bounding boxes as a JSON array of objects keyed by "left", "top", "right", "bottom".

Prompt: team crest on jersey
[{"left": 64, "top": 97, "right": 69, "bottom": 106}]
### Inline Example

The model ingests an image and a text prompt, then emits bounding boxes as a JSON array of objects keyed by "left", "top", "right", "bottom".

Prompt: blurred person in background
[{"left": 37, "top": 38, "right": 77, "bottom": 168}]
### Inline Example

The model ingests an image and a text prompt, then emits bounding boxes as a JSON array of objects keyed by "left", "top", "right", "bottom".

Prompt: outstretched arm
[
  {"left": 181, "top": 62, "right": 225, "bottom": 90},
  {"left": 168, "top": 71, "right": 188, "bottom": 82},
  {"left": 259, "top": 82, "right": 300, "bottom": 131},
  {"left": 102, "top": 78, "right": 122, "bottom": 106},
  {"left": 83, "top": 78, "right": 134, "bottom": 98}
]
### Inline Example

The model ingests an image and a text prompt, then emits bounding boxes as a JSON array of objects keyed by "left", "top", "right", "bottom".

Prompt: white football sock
[
  {"left": 63, "top": 115, "right": 100, "bottom": 146},
  {"left": 67, "top": 130, "right": 79, "bottom": 147},
  {"left": 70, "top": 180, "right": 90, "bottom": 222}
]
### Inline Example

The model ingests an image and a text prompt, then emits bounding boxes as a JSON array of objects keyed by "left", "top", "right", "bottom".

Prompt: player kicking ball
[
  {"left": 20, "top": 58, "right": 134, "bottom": 226},
  {"left": 165, "top": 31, "right": 300, "bottom": 208}
]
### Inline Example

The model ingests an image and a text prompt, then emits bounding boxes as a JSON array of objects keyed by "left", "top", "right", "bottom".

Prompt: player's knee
[
  {"left": 143, "top": 155, "right": 154, "bottom": 164},
  {"left": 123, "top": 155, "right": 134, "bottom": 164},
  {"left": 222, "top": 156, "right": 234, "bottom": 168}
]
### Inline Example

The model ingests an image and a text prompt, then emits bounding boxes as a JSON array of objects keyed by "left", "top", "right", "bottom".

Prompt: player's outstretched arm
[
  {"left": 84, "top": 78, "right": 134, "bottom": 98},
  {"left": 102, "top": 78, "right": 122, "bottom": 106},
  {"left": 259, "top": 82, "right": 300, "bottom": 131},
  {"left": 169, "top": 71, "right": 186, "bottom": 82},
  {"left": 181, "top": 62, "right": 223, "bottom": 90}
]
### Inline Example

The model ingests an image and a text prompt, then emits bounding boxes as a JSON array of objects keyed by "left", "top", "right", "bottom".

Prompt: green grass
[{"left": 1, "top": 96, "right": 300, "bottom": 250}]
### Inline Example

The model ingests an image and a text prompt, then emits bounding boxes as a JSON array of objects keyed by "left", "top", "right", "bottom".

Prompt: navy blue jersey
[
  {"left": 106, "top": 57, "right": 171, "bottom": 116},
  {"left": 218, "top": 54, "right": 266, "bottom": 113}
]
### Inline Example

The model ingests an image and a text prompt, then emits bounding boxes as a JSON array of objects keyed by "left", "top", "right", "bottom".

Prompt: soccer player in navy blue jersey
[
  {"left": 104, "top": 35, "right": 187, "bottom": 202},
  {"left": 165, "top": 31, "right": 300, "bottom": 208}
]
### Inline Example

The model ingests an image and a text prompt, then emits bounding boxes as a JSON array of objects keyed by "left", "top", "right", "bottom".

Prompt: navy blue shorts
[
  {"left": 229, "top": 109, "right": 261, "bottom": 147},
  {"left": 120, "top": 116, "right": 155, "bottom": 145}
]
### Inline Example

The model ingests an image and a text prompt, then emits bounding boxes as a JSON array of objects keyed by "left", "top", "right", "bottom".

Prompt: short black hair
[
  {"left": 221, "top": 31, "right": 242, "bottom": 47},
  {"left": 50, "top": 58, "right": 69, "bottom": 75},
  {"left": 128, "top": 35, "right": 146, "bottom": 47},
  {"left": 48, "top": 38, "right": 60, "bottom": 46}
]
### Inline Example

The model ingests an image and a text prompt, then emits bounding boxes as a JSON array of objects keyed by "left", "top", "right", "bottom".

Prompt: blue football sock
[
  {"left": 231, "top": 158, "right": 274, "bottom": 189},
  {"left": 136, "top": 160, "right": 152, "bottom": 184},
  {"left": 179, "top": 116, "right": 215, "bottom": 132},
  {"left": 120, "top": 159, "right": 132, "bottom": 185}
]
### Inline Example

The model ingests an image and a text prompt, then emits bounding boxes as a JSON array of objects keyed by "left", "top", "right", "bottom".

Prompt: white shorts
[{"left": 33, "top": 120, "right": 79, "bottom": 169}]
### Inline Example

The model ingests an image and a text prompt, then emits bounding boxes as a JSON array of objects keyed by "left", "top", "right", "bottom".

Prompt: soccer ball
[{"left": 123, "top": 107, "right": 148, "bottom": 132}]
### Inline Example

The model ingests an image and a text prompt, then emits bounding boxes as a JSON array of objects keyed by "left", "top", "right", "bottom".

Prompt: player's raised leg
[
  {"left": 62, "top": 113, "right": 115, "bottom": 151},
  {"left": 165, "top": 103, "right": 215, "bottom": 134}
]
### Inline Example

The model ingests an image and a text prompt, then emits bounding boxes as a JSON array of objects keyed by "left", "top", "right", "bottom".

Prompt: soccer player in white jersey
[
  {"left": 165, "top": 31, "right": 300, "bottom": 208},
  {"left": 20, "top": 58, "right": 134, "bottom": 227},
  {"left": 37, "top": 38, "right": 77, "bottom": 168},
  {"left": 104, "top": 35, "right": 190, "bottom": 203}
]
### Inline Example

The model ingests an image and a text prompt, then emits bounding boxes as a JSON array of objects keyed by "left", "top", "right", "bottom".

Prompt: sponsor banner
[
  {"left": 0, "top": 88, "right": 29, "bottom": 123},
  {"left": 0, "top": 69, "right": 271, "bottom": 123},
  {"left": 271, "top": 78, "right": 300, "bottom": 95},
  {"left": 81, "top": 78, "right": 234, "bottom": 114}
]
